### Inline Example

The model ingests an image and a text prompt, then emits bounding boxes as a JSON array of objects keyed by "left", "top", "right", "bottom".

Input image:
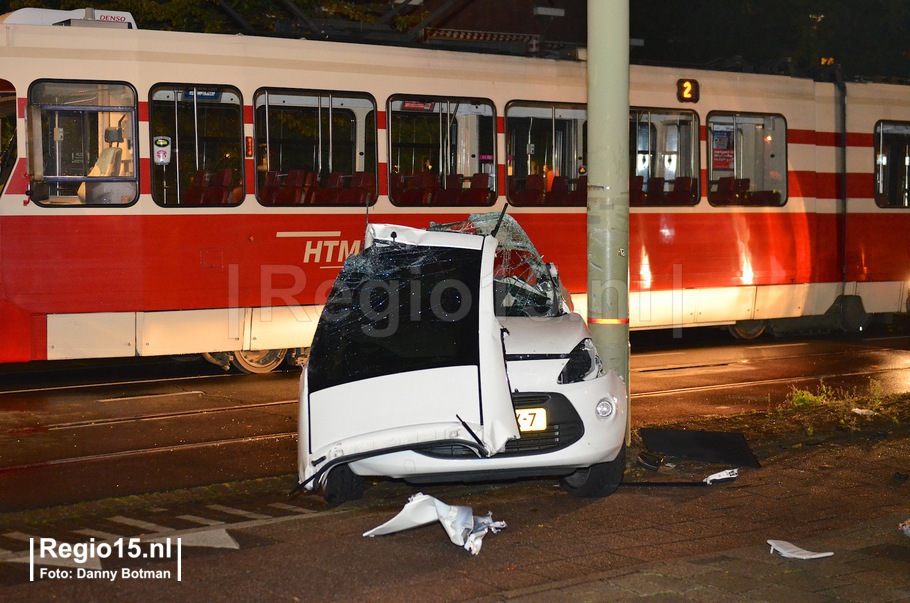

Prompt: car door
[{"left": 298, "top": 223, "right": 520, "bottom": 488}]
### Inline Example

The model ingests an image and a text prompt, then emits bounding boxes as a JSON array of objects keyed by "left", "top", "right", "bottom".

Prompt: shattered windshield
[
  {"left": 307, "top": 240, "right": 483, "bottom": 393},
  {"left": 430, "top": 213, "right": 568, "bottom": 318}
]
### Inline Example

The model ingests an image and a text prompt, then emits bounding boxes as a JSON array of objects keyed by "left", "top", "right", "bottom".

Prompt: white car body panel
[
  {"left": 351, "top": 369, "right": 627, "bottom": 478},
  {"left": 297, "top": 214, "right": 628, "bottom": 493},
  {"left": 299, "top": 222, "right": 520, "bottom": 489}
]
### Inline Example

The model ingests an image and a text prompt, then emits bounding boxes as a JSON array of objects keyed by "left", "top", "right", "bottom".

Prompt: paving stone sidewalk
[
  {"left": 482, "top": 433, "right": 910, "bottom": 602},
  {"left": 1, "top": 427, "right": 908, "bottom": 602}
]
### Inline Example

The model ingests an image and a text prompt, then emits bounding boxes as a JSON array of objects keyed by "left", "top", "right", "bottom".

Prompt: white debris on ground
[
  {"left": 364, "top": 492, "right": 506, "bottom": 555},
  {"left": 900, "top": 519, "right": 910, "bottom": 538},
  {"left": 703, "top": 469, "right": 738, "bottom": 485},
  {"left": 767, "top": 539, "right": 834, "bottom": 560},
  {"left": 850, "top": 408, "right": 876, "bottom": 416}
]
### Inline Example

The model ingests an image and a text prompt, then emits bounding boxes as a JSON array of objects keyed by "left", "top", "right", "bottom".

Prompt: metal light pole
[{"left": 586, "top": 0, "right": 630, "bottom": 433}]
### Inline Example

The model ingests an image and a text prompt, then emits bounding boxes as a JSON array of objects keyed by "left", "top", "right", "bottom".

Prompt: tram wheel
[
  {"left": 230, "top": 349, "right": 287, "bottom": 373},
  {"left": 727, "top": 320, "right": 767, "bottom": 340}
]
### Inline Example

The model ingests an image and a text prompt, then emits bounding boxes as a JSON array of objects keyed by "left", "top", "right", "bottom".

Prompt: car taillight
[{"left": 557, "top": 338, "right": 605, "bottom": 384}]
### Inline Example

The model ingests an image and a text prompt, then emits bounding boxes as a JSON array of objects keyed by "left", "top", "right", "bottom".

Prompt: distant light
[{"left": 533, "top": 7, "right": 565, "bottom": 17}]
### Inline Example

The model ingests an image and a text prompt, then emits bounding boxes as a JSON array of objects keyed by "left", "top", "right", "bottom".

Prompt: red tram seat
[
  {"left": 710, "top": 176, "right": 736, "bottom": 204},
  {"left": 229, "top": 184, "right": 245, "bottom": 204},
  {"left": 398, "top": 171, "right": 437, "bottom": 205},
  {"left": 458, "top": 172, "right": 494, "bottom": 205},
  {"left": 435, "top": 173, "right": 464, "bottom": 205},
  {"left": 274, "top": 170, "right": 307, "bottom": 204},
  {"left": 389, "top": 171, "right": 403, "bottom": 199},
  {"left": 511, "top": 174, "right": 545, "bottom": 205},
  {"left": 302, "top": 171, "right": 318, "bottom": 204},
  {"left": 747, "top": 190, "right": 782, "bottom": 205},
  {"left": 259, "top": 171, "right": 280, "bottom": 204},
  {"left": 352, "top": 171, "right": 375, "bottom": 197},
  {"left": 314, "top": 171, "right": 345, "bottom": 204},
  {"left": 567, "top": 175, "right": 587, "bottom": 205},
  {"left": 204, "top": 169, "right": 233, "bottom": 204},
  {"left": 644, "top": 176, "right": 664, "bottom": 203},
  {"left": 734, "top": 178, "right": 751, "bottom": 201},
  {"left": 629, "top": 175, "right": 644, "bottom": 205},
  {"left": 667, "top": 176, "right": 696, "bottom": 205},
  {"left": 546, "top": 176, "right": 570, "bottom": 205},
  {"left": 337, "top": 171, "right": 374, "bottom": 204},
  {"left": 183, "top": 170, "right": 209, "bottom": 204}
]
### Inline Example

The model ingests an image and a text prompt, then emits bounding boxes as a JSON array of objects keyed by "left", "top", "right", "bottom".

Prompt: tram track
[
  {"left": 1, "top": 332, "right": 907, "bottom": 511},
  {"left": 0, "top": 432, "right": 296, "bottom": 475},
  {"left": 1, "top": 399, "right": 297, "bottom": 436},
  {"left": 0, "top": 371, "right": 242, "bottom": 397}
]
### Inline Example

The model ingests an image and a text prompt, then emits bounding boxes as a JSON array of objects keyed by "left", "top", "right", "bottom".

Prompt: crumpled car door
[{"left": 298, "top": 223, "right": 520, "bottom": 489}]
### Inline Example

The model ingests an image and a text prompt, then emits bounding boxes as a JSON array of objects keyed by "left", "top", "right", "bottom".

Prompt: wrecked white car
[{"left": 297, "top": 212, "right": 627, "bottom": 504}]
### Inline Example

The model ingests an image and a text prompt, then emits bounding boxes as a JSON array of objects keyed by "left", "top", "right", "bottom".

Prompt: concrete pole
[{"left": 586, "top": 1, "right": 630, "bottom": 416}]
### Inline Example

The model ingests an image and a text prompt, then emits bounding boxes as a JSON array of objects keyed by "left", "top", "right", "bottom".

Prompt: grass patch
[{"left": 641, "top": 378, "right": 910, "bottom": 452}]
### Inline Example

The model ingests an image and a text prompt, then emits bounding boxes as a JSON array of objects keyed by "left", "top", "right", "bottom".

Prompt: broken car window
[
  {"left": 430, "top": 213, "right": 568, "bottom": 318},
  {"left": 307, "top": 241, "right": 483, "bottom": 393}
]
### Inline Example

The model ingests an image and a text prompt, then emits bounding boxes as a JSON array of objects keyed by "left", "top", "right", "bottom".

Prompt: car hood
[{"left": 498, "top": 313, "right": 591, "bottom": 357}]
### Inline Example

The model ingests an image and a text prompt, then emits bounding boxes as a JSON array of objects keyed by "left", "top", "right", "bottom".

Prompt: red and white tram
[{"left": 0, "top": 8, "right": 908, "bottom": 371}]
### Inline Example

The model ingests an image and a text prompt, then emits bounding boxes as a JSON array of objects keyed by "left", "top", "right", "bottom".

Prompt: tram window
[
  {"left": 707, "top": 112, "right": 787, "bottom": 206},
  {"left": 388, "top": 95, "right": 496, "bottom": 207},
  {"left": 0, "top": 80, "right": 16, "bottom": 195},
  {"left": 874, "top": 121, "right": 910, "bottom": 208},
  {"left": 630, "top": 108, "right": 699, "bottom": 206},
  {"left": 505, "top": 101, "right": 587, "bottom": 206},
  {"left": 149, "top": 84, "right": 244, "bottom": 207},
  {"left": 26, "top": 80, "right": 138, "bottom": 206},
  {"left": 254, "top": 89, "right": 377, "bottom": 206}
]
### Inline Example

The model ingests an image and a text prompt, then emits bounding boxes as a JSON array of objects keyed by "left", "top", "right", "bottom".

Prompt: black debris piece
[{"left": 639, "top": 428, "right": 761, "bottom": 468}]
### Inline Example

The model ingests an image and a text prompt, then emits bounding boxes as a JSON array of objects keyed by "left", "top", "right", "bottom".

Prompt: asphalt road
[{"left": 2, "top": 327, "right": 909, "bottom": 512}]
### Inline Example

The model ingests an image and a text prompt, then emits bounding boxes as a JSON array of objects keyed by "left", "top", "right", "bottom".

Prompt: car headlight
[{"left": 557, "top": 338, "right": 605, "bottom": 384}]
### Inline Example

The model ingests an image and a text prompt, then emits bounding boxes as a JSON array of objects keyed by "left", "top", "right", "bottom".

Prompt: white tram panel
[{"left": 845, "top": 81, "right": 910, "bottom": 315}]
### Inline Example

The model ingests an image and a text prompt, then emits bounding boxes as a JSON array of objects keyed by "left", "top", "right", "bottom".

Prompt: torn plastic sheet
[
  {"left": 703, "top": 468, "right": 738, "bottom": 484},
  {"left": 767, "top": 540, "right": 834, "bottom": 560},
  {"left": 363, "top": 492, "right": 506, "bottom": 555}
]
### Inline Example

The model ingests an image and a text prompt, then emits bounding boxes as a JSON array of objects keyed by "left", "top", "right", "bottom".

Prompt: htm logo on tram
[{"left": 302, "top": 239, "right": 361, "bottom": 264}]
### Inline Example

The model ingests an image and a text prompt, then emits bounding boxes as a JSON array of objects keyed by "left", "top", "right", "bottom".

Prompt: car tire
[
  {"left": 323, "top": 464, "right": 365, "bottom": 506},
  {"left": 560, "top": 443, "right": 626, "bottom": 498}
]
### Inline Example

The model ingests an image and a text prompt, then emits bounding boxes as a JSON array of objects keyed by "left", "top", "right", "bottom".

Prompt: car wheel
[
  {"left": 323, "top": 464, "right": 365, "bottom": 506},
  {"left": 560, "top": 443, "right": 626, "bottom": 498}
]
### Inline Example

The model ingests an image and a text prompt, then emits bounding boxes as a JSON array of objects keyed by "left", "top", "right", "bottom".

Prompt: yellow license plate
[{"left": 515, "top": 407, "right": 547, "bottom": 432}]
